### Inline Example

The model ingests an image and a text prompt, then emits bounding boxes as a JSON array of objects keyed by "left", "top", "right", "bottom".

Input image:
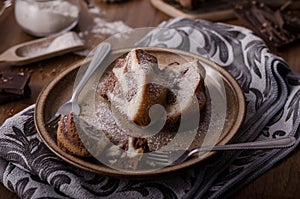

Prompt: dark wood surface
[{"left": 0, "top": 0, "right": 299, "bottom": 198}]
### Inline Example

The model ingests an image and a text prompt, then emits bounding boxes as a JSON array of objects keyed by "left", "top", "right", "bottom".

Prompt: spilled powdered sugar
[
  {"left": 75, "top": 5, "right": 132, "bottom": 56},
  {"left": 86, "top": 6, "right": 131, "bottom": 36},
  {"left": 88, "top": 6, "right": 106, "bottom": 15},
  {"left": 91, "top": 17, "right": 132, "bottom": 36},
  {"left": 78, "top": 16, "right": 132, "bottom": 38}
]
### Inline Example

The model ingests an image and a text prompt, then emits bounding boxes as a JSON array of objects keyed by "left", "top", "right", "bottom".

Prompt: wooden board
[
  {"left": 151, "top": 0, "right": 295, "bottom": 21},
  {"left": 151, "top": 0, "right": 235, "bottom": 21}
]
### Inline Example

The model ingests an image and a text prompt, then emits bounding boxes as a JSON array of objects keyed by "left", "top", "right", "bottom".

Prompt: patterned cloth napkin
[{"left": 1, "top": 18, "right": 300, "bottom": 199}]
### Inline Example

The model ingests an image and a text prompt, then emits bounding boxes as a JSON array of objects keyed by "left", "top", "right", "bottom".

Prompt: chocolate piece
[
  {"left": 234, "top": 0, "right": 300, "bottom": 49},
  {"left": 0, "top": 73, "right": 31, "bottom": 95},
  {"left": 0, "top": 73, "right": 31, "bottom": 104}
]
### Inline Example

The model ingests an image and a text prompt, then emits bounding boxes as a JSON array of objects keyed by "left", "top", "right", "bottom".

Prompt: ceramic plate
[{"left": 35, "top": 48, "right": 245, "bottom": 178}]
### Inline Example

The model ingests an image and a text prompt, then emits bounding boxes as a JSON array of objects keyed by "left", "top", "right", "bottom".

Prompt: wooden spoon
[{"left": 0, "top": 31, "right": 85, "bottom": 66}]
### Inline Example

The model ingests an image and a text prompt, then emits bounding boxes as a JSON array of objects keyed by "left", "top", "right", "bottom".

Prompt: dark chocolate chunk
[
  {"left": 0, "top": 73, "right": 31, "bottom": 95},
  {"left": 0, "top": 73, "right": 31, "bottom": 104}
]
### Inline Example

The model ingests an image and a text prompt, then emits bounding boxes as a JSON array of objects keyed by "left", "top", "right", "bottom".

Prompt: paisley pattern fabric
[{"left": 1, "top": 18, "right": 300, "bottom": 199}]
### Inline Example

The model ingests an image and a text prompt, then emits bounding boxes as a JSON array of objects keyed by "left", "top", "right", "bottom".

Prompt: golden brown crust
[{"left": 57, "top": 113, "right": 90, "bottom": 157}]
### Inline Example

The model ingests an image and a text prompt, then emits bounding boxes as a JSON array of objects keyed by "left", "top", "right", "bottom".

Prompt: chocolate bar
[
  {"left": 0, "top": 73, "right": 31, "bottom": 104},
  {"left": 234, "top": 0, "right": 300, "bottom": 49}
]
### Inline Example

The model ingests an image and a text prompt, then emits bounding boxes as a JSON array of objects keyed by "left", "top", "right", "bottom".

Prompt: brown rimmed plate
[{"left": 34, "top": 47, "right": 245, "bottom": 179}]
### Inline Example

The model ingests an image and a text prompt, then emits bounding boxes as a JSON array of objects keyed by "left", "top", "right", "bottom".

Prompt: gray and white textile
[{"left": 1, "top": 18, "right": 300, "bottom": 199}]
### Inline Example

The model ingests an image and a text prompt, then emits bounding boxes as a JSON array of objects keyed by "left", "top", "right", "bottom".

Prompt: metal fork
[
  {"left": 145, "top": 136, "right": 296, "bottom": 167},
  {"left": 45, "top": 42, "right": 111, "bottom": 128}
]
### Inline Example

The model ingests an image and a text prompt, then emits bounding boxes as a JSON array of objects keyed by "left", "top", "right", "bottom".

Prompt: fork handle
[
  {"left": 0, "top": 0, "right": 12, "bottom": 16},
  {"left": 71, "top": 42, "right": 111, "bottom": 102},
  {"left": 189, "top": 136, "right": 296, "bottom": 156}
]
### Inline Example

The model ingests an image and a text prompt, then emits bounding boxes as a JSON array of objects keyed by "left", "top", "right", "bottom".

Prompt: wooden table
[{"left": 0, "top": 0, "right": 299, "bottom": 198}]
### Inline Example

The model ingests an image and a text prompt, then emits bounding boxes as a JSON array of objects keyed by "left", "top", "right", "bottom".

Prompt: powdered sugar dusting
[
  {"left": 79, "top": 86, "right": 128, "bottom": 146},
  {"left": 88, "top": 6, "right": 106, "bottom": 15}
]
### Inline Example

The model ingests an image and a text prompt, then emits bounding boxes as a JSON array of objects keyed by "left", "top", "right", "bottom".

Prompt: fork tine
[
  {"left": 146, "top": 158, "right": 169, "bottom": 167},
  {"left": 147, "top": 151, "right": 169, "bottom": 158},
  {"left": 147, "top": 156, "right": 169, "bottom": 163},
  {"left": 145, "top": 150, "right": 188, "bottom": 167},
  {"left": 45, "top": 114, "right": 61, "bottom": 128},
  {"left": 145, "top": 151, "right": 172, "bottom": 166}
]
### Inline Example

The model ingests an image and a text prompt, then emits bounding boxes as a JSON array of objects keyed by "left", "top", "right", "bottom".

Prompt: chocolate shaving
[
  {"left": 234, "top": 0, "right": 300, "bottom": 49},
  {"left": 277, "top": 10, "right": 300, "bottom": 32}
]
